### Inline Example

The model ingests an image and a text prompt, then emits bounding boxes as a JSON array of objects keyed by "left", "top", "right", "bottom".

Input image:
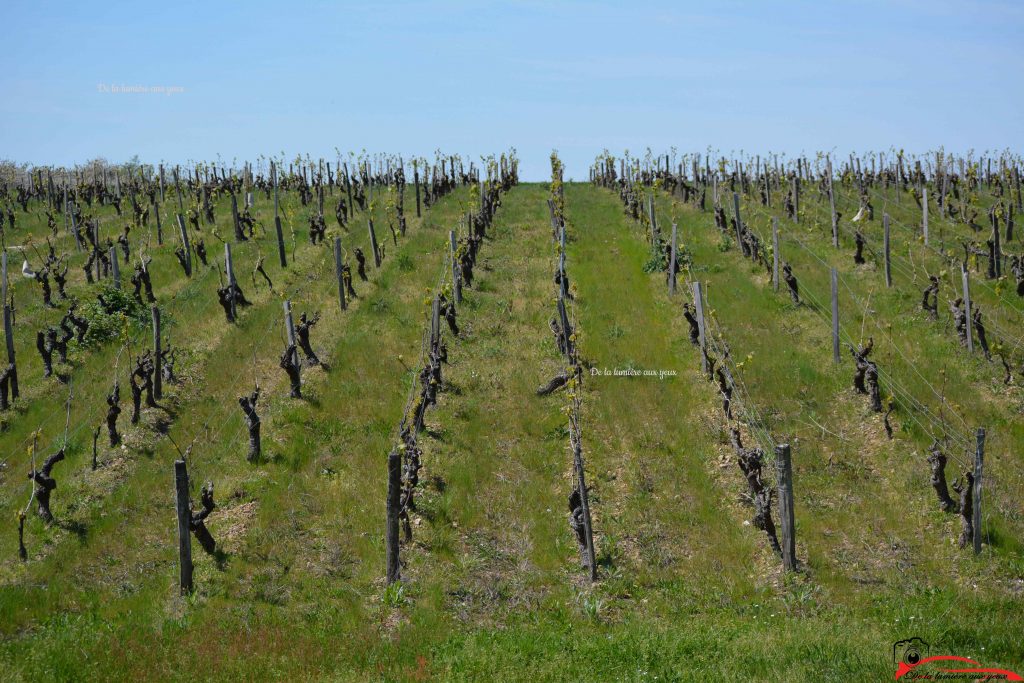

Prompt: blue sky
[{"left": 1, "top": 0, "right": 1020, "bottom": 180}]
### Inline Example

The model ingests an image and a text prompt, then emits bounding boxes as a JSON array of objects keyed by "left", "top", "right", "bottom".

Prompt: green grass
[{"left": 0, "top": 177, "right": 1021, "bottom": 681}]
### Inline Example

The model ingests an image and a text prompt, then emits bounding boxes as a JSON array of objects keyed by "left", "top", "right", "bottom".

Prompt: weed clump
[{"left": 78, "top": 285, "right": 149, "bottom": 347}]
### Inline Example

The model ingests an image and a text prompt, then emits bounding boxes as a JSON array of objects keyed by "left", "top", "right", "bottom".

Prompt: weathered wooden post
[
  {"left": 772, "top": 217, "right": 780, "bottom": 292},
  {"left": 973, "top": 427, "right": 985, "bottom": 555},
  {"left": 385, "top": 448, "right": 401, "bottom": 584},
  {"left": 692, "top": 281, "right": 708, "bottom": 374},
  {"left": 94, "top": 223, "right": 104, "bottom": 281},
  {"left": 413, "top": 161, "right": 421, "bottom": 218},
  {"left": 831, "top": 268, "right": 840, "bottom": 363},
  {"left": 174, "top": 459, "right": 193, "bottom": 595},
  {"left": 225, "top": 243, "right": 236, "bottom": 321},
  {"left": 668, "top": 222, "right": 678, "bottom": 295},
  {"left": 333, "top": 237, "right": 346, "bottom": 312},
  {"left": 545, "top": 199, "right": 558, "bottom": 231},
  {"left": 1008, "top": 204, "right": 1015, "bottom": 244},
  {"left": 344, "top": 162, "right": 354, "bottom": 221},
  {"left": 152, "top": 306, "right": 162, "bottom": 400},
  {"left": 431, "top": 295, "right": 441, "bottom": 347},
  {"left": 231, "top": 193, "right": 242, "bottom": 241},
  {"left": 159, "top": 164, "right": 165, "bottom": 202},
  {"left": 557, "top": 297, "right": 572, "bottom": 359},
  {"left": 174, "top": 166, "right": 184, "bottom": 214},
  {"left": 284, "top": 300, "right": 299, "bottom": 371},
  {"left": 793, "top": 175, "right": 800, "bottom": 223},
  {"left": 557, "top": 224, "right": 568, "bottom": 301},
  {"left": 449, "top": 230, "right": 462, "bottom": 304},
  {"left": 176, "top": 214, "right": 192, "bottom": 276},
  {"left": 572, "top": 433, "right": 597, "bottom": 582},
  {"left": 962, "top": 265, "right": 974, "bottom": 353},
  {"left": 1014, "top": 166, "right": 1022, "bottom": 211},
  {"left": 2, "top": 252, "right": 18, "bottom": 398},
  {"left": 368, "top": 219, "right": 381, "bottom": 268},
  {"left": 732, "top": 192, "right": 744, "bottom": 251},
  {"left": 922, "top": 187, "right": 929, "bottom": 246},
  {"left": 883, "top": 213, "right": 892, "bottom": 287},
  {"left": 153, "top": 201, "right": 162, "bottom": 245},
  {"left": 992, "top": 212, "right": 1002, "bottom": 278},
  {"left": 775, "top": 443, "right": 796, "bottom": 571},
  {"left": 827, "top": 159, "right": 838, "bottom": 247},
  {"left": 272, "top": 161, "right": 287, "bottom": 268},
  {"left": 110, "top": 246, "right": 121, "bottom": 290},
  {"left": 648, "top": 193, "right": 658, "bottom": 246},
  {"left": 61, "top": 192, "right": 73, "bottom": 251}
]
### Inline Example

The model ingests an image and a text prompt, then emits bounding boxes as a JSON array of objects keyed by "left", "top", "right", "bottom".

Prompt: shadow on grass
[{"left": 57, "top": 518, "right": 88, "bottom": 546}]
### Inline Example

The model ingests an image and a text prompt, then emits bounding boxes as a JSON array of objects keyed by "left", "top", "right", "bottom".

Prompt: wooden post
[
  {"left": 2, "top": 252, "right": 17, "bottom": 398},
  {"left": 922, "top": 187, "right": 929, "bottom": 246},
  {"left": 344, "top": 163, "right": 354, "bottom": 221},
  {"left": 333, "top": 237, "right": 346, "bottom": 311},
  {"left": 272, "top": 161, "right": 287, "bottom": 267},
  {"left": 692, "top": 281, "right": 707, "bottom": 374},
  {"left": 547, "top": 199, "right": 559, "bottom": 231},
  {"left": 827, "top": 159, "right": 838, "bottom": 247},
  {"left": 174, "top": 166, "right": 184, "bottom": 214},
  {"left": 153, "top": 201, "right": 162, "bottom": 245},
  {"left": 110, "top": 246, "right": 121, "bottom": 289},
  {"left": 793, "top": 175, "right": 800, "bottom": 223},
  {"left": 668, "top": 222, "right": 678, "bottom": 295},
  {"left": 414, "top": 163, "right": 421, "bottom": 217},
  {"left": 831, "top": 268, "right": 840, "bottom": 363},
  {"left": 284, "top": 300, "right": 299, "bottom": 370},
  {"left": 68, "top": 200, "right": 83, "bottom": 251},
  {"left": 93, "top": 222, "right": 102, "bottom": 281},
  {"left": 61, "top": 192, "right": 72, "bottom": 250},
  {"left": 231, "top": 193, "right": 241, "bottom": 241},
  {"left": 648, "top": 193, "right": 658, "bottom": 246},
  {"left": 368, "top": 219, "right": 381, "bottom": 268},
  {"left": 732, "top": 192, "right": 744, "bottom": 251},
  {"left": 449, "top": 230, "right": 462, "bottom": 304},
  {"left": 430, "top": 296, "right": 440, "bottom": 347},
  {"left": 176, "top": 214, "right": 192, "bottom": 276},
  {"left": 962, "top": 266, "right": 974, "bottom": 353},
  {"left": 557, "top": 296, "right": 572, "bottom": 359},
  {"left": 973, "top": 427, "right": 985, "bottom": 555},
  {"left": 883, "top": 213, "right": 892, "bottom": 287},
  {"left": 772, "top": 217, "right": 780, "bottom": 292},
  {"left": 159, "top": 164, "right": 165, "bottom": 202},
  {"left": 225, "top": 243, "right": 236, "bottom": 320},
  {"left": 557, "top": 234, "right": 568, "bottom": 301},
  {"left": 174, "top": 459, "right": 193, "bottom": 596},
  {"left": 152, "top": 306, "right": 162, "bottom": 400},
  {"left": 992, "top": 212, "right": 1002, "bottom": 278},
  {"left": 775, "top": 443, "right": 797, "bottom": 571},
  {"left": 385, "top": 448, "right": 401, "bottom": 584},
  {"left": 573, "top": 435, "right": 597, "bottom": 581},
  {"left": 1014, "top": 166, "right": 1022, "bottom": 211}
]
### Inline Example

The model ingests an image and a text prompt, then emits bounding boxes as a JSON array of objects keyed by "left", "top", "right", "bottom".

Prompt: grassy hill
[{"left": 0, "top": 156, "right": 1021, "bottom": 681}]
